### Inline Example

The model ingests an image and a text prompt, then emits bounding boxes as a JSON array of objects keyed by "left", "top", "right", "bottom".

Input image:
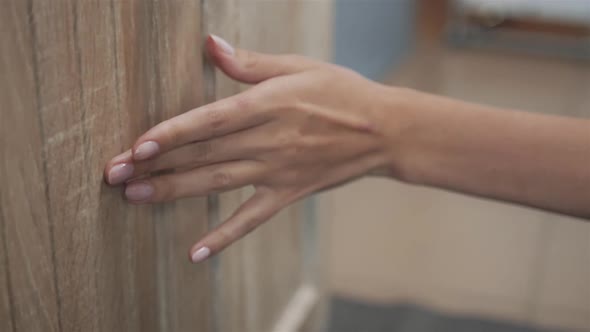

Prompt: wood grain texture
[
  {"left": 0, "top": 213, "right": 13, "bottom": 332},
  {"left": 111, "top": 2, "right": 160, "bottom": 330},
  {"left": 2, "top": 0, "right": 329, "bottom": 330},
  {"left": 30, "top": 1, "right": 140, "bottom": 330},
  {"left": 1, "top": 0, "right": 209, "bottom": 331},
  {"left": 0, "top": 0, "right": 60, "bottom": 331},
  {"left": 111, "top": 1, "right": 174, "bottom": 331},
  {"left": 0, "top": 221, "right": 13, "bottom": 332},
  {"left": 144, "top": 1, "right": 211, "bottom": 331}
]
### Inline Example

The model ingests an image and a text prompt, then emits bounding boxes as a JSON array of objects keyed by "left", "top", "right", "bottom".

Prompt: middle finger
[{"left": 107, "top": 130, "right": 265, "bottom": 185}]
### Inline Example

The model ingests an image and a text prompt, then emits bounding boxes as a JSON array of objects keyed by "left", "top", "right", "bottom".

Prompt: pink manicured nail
[
  {"left": 191, "top": 247, "right": 211, "bottom": 263},
  {"left": 108, "top": 163, "right": 134, "bottom": 185},
  {"left": 125, "top": 182, "right": 154, "bottom": 202},
  {"left": 134, "top": 141, "right": 159, "bottom": 160},
  {"left": 211, "top": 35, "right": 235, "bottom": 55}
]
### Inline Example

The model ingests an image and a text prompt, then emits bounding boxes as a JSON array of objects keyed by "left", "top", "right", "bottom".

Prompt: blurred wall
[
  {"left": 326, "top": 4, "right": 590, "bottom": 329},
  {"left": 333, "top": 0, "right": 416, "bottom": 80}
]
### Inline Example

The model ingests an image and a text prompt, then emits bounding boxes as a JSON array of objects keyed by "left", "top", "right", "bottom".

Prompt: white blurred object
[{"left": 456, "top": 0, "right": 590, "bottom": 26}]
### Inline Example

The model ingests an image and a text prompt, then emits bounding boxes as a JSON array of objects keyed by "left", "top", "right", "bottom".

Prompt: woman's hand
[{"left": 104, "top": 35, "right": 399, "bottom": 263}]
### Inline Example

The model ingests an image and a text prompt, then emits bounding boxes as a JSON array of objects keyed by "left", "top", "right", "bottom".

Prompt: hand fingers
[
  {"left": 124, "top": 35, "right": 316, "bottom": 165},
  {"left": 104, "top": 149, "right": 133, "bottom": 184},
  {"left": 106, "top": 130, "right": 266, "bottom": 185},
  {"left": 130, "top": 89, "right": 270, "bottom": 162},
  {"left": 188, "top": 187, "right": 283, "bottom": 263},
  {"left": 207, "top": 34, "right": 317, "bottom": 84},
  {"left": 123, "top": 160, "right": 264, "bottom": 203}
]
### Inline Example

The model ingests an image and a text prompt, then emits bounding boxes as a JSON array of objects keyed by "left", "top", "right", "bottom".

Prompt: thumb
[{"left": 206, "top": 34, "right": 315, "bottom": 84}]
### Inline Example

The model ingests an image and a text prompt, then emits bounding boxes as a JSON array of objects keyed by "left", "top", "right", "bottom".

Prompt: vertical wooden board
[
  {"left": 31, "top": 1, "right": 95, "bottom": 330},
  {"left": 147, "top": 1, "right": 211, "bottom": 331},
  {"left": 74, "top": 2, "right": 140, "bottom": 330},
  {"left": 0, "top": 215, "right": 13, "bottom": 332},
  {"left": 3, "top": 1, "right": 209, "bottom": 332},
  {"left": 0, "top": 0, "right": 60, "bottom": 331},
  {"left": 112, "top": 1, "right": 163, "bottom": 331},
  {"left": 30, "top": 0, "right": 149, "bottom": 330}
]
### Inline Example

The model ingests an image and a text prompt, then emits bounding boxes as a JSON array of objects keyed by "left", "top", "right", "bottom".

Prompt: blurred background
[{"left": 323, "top": 0, "right": 590, "bottom": 331}]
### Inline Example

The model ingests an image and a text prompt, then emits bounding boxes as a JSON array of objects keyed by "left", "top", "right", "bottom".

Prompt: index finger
[{"left": 132, "top": 90, "right": 269, "bottom": 161}]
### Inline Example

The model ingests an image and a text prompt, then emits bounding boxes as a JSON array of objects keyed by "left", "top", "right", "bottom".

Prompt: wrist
[{"left": 370, "top": 86, "right": 424, "bottom": 183}]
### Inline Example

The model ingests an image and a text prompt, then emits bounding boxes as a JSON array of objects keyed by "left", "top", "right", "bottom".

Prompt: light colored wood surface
[
  {"left": 0, "top": 0, "right": 61, "bottom": 330},
  {"left": 2, "top": 1, "right": 330, "bottom": 331},
  {"left": 1, "top": 1, "right": 210, "bottom": 331}
]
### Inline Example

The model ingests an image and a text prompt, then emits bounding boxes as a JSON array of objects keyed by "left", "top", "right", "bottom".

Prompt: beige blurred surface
[
  {"left": 204, "top": 1, "right": 333, "bottom": 331},
  {"left": 326, "top": 48, "right": 590, "bottom": 330}
]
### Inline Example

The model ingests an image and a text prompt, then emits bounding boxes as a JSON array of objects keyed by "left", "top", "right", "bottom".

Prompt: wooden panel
[
  {"left": 143, "top": 1, "right": 211, "bottom": 331},
  {"left": 30, "top": 1, "right": 143, "bottom": 330},
  {"left": 0, "top": 216, "right": 13, "bottom": 332},
  {"left": 0, "top": 0, "right": 60, "bottom": 331},
  {"left": 111, "top": 3, "right": 160, "bottom": 330},
  {"left": 1, "top": 0, "right": 209, "bottom": 331},
  {"left": 2, "top": 0, "right": 329, "bottom": 330}
]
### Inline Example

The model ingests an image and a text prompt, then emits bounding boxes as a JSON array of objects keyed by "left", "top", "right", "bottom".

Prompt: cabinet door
[
  {"left": 0, "top": 1, "right": 209, "bottom": 331},
  {"left": 1, "top": 1, "right": 329, "bottom": 331}
]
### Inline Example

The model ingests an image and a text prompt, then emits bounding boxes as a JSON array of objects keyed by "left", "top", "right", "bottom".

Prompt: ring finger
[
  {"left": 124, "top": 160, "right": 265, "bottom": 203},
  {"left": 107, "top": 130, "right": 264, "bottom": 185}
]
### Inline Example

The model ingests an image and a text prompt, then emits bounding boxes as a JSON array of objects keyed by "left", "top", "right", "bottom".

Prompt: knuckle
[
  {"left": 286, "top": 144, "right": 302, "bottom": 158},
  {"left": 282, "top": 169, "right": 302, "bottom": 184},
  {"left": 215, "top": 228, "right": 234, "bottom": 248},
  {"left": 242, "top": 50, "right": 260, "bottom": 70},
  {"left": 157, "top": 121, "right": 181, "bottom": 145},
  {"left": 278, "top": 131, "right": 297, "bottom": 146},
  {"left": 206, "top": 108, "right": 227, "bottom": 132},
  {"left": 242, "top": 216, "right": 261, "bottom": 234},
  {"left": 151, "top": 178, "right": 176, "bottom": 202},
  {"left": 211, "top": 171, "right": 233, "bottom": 190},
  {"left": 279, "top": 134, "right": 306, "bottom": 158},
  {"left": 298, "top": 135, "right": 315, "bottom": 151},
  {"left": 233, "top": 93, "right": 253, "bottom": 111},
  {"left": 190, "top": 141, "right": 213, "bottom": 162}
]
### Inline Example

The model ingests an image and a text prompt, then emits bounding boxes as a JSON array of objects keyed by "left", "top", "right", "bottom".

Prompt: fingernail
[
  {"left": 125, "top": 182, "right": 154, "bottom": 202},
  {"left": 134, "top": 141, "right": 159, "bottom": 161},
  {"left": 211, "top": 35, "right": 235, "bottom": 55},
  {"left": 108, "top": 163, "right": 134, "bottom": 185},
  {"left": 191, "top": 247, "right": 211, "bottom": 263}
]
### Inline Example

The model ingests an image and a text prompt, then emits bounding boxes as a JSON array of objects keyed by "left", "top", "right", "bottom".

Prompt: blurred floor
[
  {"left": 327, "top": 296, "right": 560, "bottom": 332},
  {"left": 325, "top": 48, "right": 590, "bottom": 331}
]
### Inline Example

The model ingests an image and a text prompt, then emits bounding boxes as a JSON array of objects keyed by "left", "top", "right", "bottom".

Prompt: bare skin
[{"left": 104, "top": 35, "right": 590, "bottom": 263}]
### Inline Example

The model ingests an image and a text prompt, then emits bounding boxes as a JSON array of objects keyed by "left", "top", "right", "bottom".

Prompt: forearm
[{"left": 382, "top": 87, "right": 590, "bottom": 218}]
